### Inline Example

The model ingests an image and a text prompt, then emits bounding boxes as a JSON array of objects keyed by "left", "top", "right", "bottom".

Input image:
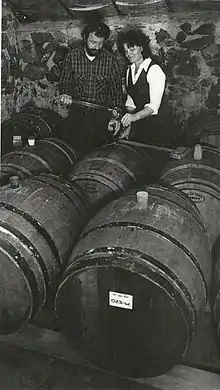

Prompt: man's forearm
[{"left": 59, "top": 83, "right": 73, "bottom": 97}]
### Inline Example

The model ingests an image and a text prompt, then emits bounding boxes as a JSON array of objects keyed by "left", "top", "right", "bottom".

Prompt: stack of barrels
[
  {"left": 55, "top": 184, "right": 211, "bottom": 377},
  {"left": 0, "top": 173, "right": 90, "bottom": 334},
  {"left": 0, "top": 108, "right": 154, "bottom": 338},
  {"left": 159, "top": 142, "right": 220, "bottom": 358},
  {"left": 0, "top": 108, "right": 91, "bottom": 333},
  {"left": 0, "top": 107, "right": 219, "bottom": 378}
]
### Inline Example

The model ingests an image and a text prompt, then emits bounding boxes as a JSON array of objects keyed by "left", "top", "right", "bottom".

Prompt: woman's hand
[{"left": 121, "top": 113, "right": 136, "bottom": 128}]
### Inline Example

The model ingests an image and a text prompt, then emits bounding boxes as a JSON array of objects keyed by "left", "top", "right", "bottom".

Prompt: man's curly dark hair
[{"left": 82, "top": 21, "right": 110, "bottom": 41}]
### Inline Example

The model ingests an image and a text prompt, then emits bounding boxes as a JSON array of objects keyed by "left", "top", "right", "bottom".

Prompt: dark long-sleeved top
[{"left": 59, "top": 45, "right": 123, "bottom": 109}]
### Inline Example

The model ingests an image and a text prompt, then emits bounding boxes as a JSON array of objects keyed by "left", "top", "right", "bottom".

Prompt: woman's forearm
[
  {"left": 121, "top": 106, "right": 154, "bottom": 128},
  {"left": 132, "top": 106, "right": 154, "bottom": 122}
]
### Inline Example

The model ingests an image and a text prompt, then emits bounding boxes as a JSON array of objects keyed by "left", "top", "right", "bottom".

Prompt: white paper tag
[
  {"left": 13, "top": 135, "right": 22, "bottom": 146},
  {"left": 109, "top": 291, "right": 133, "bottom": 310}
]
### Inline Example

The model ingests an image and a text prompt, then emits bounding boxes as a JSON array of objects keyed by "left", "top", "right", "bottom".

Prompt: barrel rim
[
  {"left": 58, "top": 246, "right": 197, "bottom": 320},
  {"left": 163, "top": 179, "right": 220, "bottom": 202}
]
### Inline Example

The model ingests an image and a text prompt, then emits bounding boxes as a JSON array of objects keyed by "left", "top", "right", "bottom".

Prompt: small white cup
[
  {"left": 136, "top": 191, "right": 149, "bottom": 208},
  {"left": 28, "top": 137, "right": 36, "bottom": 146},
  {"left": 193, "top": 144, "right": 203, "bottom": 160}
]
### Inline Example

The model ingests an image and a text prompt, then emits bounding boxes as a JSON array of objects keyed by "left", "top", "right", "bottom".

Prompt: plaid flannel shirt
[{"left": 59, "top": 45, "right": 124, "bottom": 110}]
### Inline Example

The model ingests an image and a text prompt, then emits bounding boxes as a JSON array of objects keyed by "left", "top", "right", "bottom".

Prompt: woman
[{"left": 118, "top": 28, "right": 176, "bottom": 147}]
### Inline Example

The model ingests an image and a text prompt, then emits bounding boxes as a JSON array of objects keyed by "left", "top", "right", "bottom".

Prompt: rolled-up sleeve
[
  {"left": 145, "top": 64, "right": 166, "bottom": 115},
  {"left": 125, "top": 94, "right": 136, "bottom": 109}
]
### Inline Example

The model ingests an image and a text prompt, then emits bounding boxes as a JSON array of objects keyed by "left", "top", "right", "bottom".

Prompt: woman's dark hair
[
  {"left": 82, "top": 21, "right": 110, "bottom": 41},
  {"left": 117, "top": 28, "right": 152, "bottom": 59}
]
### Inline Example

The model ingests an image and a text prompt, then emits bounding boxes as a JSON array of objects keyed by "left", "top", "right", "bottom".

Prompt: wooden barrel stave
[
  {"left": 24, "top": 107, "right": 62, "bottom": 134},
  {"left": 116, "top": 0, "right": 163, "bottom": 4},
  {"left": 159, "top": 146, "right": 220, "bottom": 249},
  {"left": 1, "top": 110, "right": 62, "bottom": 155},
  {"left": 1, "top": 138, "right": 78, "bottom": 186},
  {"left": 69, "top": 142, "right": 151, "bottom": 211},
  {"left": 0, "top": 174, "right": 89, "bottom": 334},
  {"left": 55, "top": 185, "right": 210, "bottom": 377},
  {"left": 211, "top": 235, "right": 220, "bottom": 351},
  {"left": 67, "top": 0, "right": 110, "bottom": 10}
]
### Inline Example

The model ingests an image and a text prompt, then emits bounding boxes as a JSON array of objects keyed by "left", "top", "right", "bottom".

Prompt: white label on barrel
[
  {"left": 109, "top": 291, "right": 133, "bottom": 310},
  {"left": 13, "top": 135, "right": 22, "bottom": 146}
]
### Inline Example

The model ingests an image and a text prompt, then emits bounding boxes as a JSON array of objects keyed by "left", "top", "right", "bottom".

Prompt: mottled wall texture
[{"left": 2, "top": 4, "right": 220, "bottom": 132}]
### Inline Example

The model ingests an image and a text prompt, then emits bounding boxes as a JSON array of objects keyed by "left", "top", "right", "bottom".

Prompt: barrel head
[{"left": 56, "top": 261, "right": 190, "bottom": 378}]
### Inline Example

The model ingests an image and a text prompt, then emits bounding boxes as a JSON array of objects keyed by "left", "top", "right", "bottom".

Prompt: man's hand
[
  {"left": 121, "top": 113, "right": 135, "bottom": 128},
  {"left": 60, "top": 94, "right": 73, "bottom": 106},
  {"left": 108, "top": 119, "right": 121, "bottom": 137}
]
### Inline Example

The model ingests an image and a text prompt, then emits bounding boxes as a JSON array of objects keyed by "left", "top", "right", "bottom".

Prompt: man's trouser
[{"left": 57, "top": 103, "right": 113, "bottom": 155}]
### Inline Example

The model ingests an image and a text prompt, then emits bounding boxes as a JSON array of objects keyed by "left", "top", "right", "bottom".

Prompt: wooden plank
[
  {"left": 0, "top": 324, "right": 219, "bottom": 389},
  {"left": 0, "top": 343, "right": 159, "bottom": 390},
  {"left": 0, "top": 325, "right": 159, "bottom": 389},
  {"left": 0, "top": 325, "right": 89, "bottom": 368},
  {"left": 138, "top": 365, "right": 220, "bottom": 390}
]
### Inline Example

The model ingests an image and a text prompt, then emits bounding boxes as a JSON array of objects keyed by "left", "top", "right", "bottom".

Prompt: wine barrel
[
  {"left": 116, "top": 0, "right": 162, "bottom": 5},
  {"left": 1, "top": 110, "right": 62, "bottom": 155},
  {"left": 159, "top": 145, "right": 220, "bottom": 249},
  {"left": 0, "top": 174, "right": 89, "bottom": 334},
  {"left": 26, "top": 107, "right": 63, "bottom": 135},
  {"left": 184, "top": 112, "right": 220, "bottom": 149},
  {"left": 0, "top": 138, "right": 78, "bottom": 186},
  {"left": 55, "top": 185, "right": 211, "bottom": 377},
  {"left": 212, "top": 241, "right": 220, "bottom": 352},
  {"left": 68, "top": 142, "right": 152, "bottom": 212},
  {"left": 67, "top": 1, "right": 110, "bottom": 10}
]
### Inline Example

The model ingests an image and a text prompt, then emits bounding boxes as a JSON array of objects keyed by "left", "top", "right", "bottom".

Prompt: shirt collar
[
  {"left": 85, "top": 50, "right": 96, "bottom": 61},
  {"left": 131, "top": 57, "right": 151, "bottom": 73}
]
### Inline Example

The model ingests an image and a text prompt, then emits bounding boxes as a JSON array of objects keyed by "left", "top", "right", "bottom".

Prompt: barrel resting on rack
[
  {"left": 0, "top": 174, "right": 90, "bottom": 335},
  {"left": 55, "top": 184, "right": 211, "bottom": 378},
  {"left": 1, "top": 109, "right": 62, "bottom": 156},
  {"left": 68, "top": 141, "right": 152, "bottom": 214},
  {"left": 0, "top": 138, "right": 78, "bottom": 186},
  {"left": 159, "top": 145, "right": 220, "bottom": 250}
]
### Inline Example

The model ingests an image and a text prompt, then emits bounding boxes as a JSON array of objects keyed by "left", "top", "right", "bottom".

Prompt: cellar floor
[{"left": 0, "top": 309, "right": 219, "bottom": 389}]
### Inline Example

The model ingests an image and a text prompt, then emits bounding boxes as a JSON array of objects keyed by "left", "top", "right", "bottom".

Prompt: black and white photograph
[{"left": 1, "top": 0, "right": 220, "bottom": 389}]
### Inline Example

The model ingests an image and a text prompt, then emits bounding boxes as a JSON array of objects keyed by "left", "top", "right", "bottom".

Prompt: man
[{"left": 58, "top": 20, "right": 124, "bottom": 154}]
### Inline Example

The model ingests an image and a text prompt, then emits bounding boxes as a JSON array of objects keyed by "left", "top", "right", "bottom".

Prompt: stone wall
[
  {"left": 1, "top": 6, "right": 220, "bottom": 130},
  {"left": 2, "top": 5, "right": 22, "bottom": 121}
]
